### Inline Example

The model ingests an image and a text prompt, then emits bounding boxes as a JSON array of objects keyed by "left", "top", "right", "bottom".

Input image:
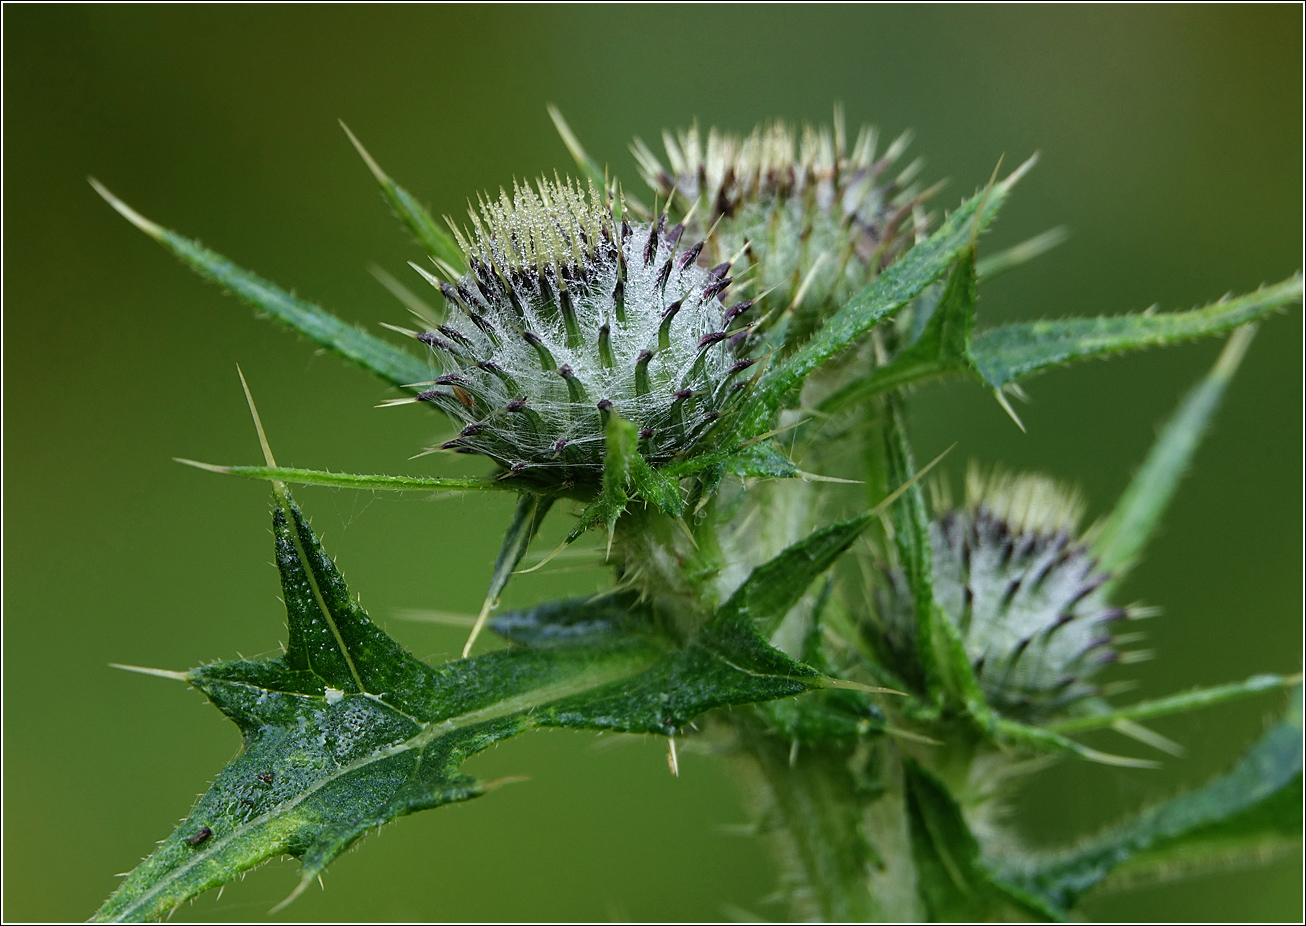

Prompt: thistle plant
[{"left": 90, "top": 108, "right": 1302, "bottom": 923}]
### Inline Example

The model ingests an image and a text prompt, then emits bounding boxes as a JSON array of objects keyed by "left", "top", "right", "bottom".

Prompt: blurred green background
[{"left": 4, "top": 5, "right": 1300, "bottom": 922}]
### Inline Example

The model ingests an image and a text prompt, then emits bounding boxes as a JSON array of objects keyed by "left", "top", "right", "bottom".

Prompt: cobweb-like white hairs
[
  {"left": 410, "top": 178, "right": 760, "bottom": 483},
  {"left": 882, "top": 471, "right": 1147, "bottom": 721}
]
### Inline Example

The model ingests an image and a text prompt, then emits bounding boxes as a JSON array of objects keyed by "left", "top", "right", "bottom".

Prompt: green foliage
[
  {"left": 973, "top": 227, "right": 1069, "bottom": 281},
  {"left": 997, "top": 685, "right": 1303, "bottom": 914},
  {"left": 970, "top": 274, "right": 1302, "bottom": 387},
  {"left": 175, "top": 461, "right": 521, "bottom": 493},
  {"left": 1046, "top": 673, "right": 1297, "bottom": 737},
  {"left": 565, "top": 409, "right": 686, "bottom": 544},
  {"left": 1093, "top": 324, "right": 1255, "bottom": 582},
  {"left": 90, "top": 180, "right": 432, "bottom": 392},
  {"left": 819, "top": 244, "right": 979, "bottom": 414},
  {"left": 339, "top": 122, "right": 467, "bottom": 274},
  {"left": 95, "top": 490, "right": 836, "bottom": 922},
  {"left": 462, "top": 492, "right": 556, "bottom": 655},
  {"left": 715, "top": 514, "right": 872, "bottom": 639},
  {"left": 724, "top": 441, "right": 802, "bottom": 479},
  {"left": 816, "top": 261, "right": 1298, "bottom": 414},
  {"left": 880, "top": 397, "right": 956, "bottom": 707}
]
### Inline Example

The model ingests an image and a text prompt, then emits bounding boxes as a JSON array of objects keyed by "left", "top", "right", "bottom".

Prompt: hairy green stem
[{"left": 731, "top": 716, "right": 882, "bottom": 922}]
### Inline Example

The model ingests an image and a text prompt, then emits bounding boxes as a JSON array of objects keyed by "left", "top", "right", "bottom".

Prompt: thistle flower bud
[
  {"left": 881, "top": 470, "right": 1143, "bottom": 721},
  {"left": 410, "top": 177, "right": 756, "bottom": 486},
  {"left": 634, "top": 112, "right": 934, "bottom": 322}
]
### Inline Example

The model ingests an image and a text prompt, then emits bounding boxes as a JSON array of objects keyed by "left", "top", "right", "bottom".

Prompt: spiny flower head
[
  {"left": 403, "top": 176, "right": 760, "bottom": 488},
  {"left": 881, "top": 468, "right": 1149, "bottom": 722},
  {"left": 634, "top": 110, "right": 935, "bottom": 336}
]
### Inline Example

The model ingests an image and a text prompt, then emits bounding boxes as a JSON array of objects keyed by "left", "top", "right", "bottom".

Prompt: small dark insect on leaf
[
  {"left": 186, "top": 826, "right": 212, "bottom": 848},
  {"left": 257, "top": 772, "right": 274, "bottom": 784}
]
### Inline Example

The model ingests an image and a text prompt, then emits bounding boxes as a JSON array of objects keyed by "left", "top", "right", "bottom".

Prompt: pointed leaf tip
[
  {"left": 998, "top": 687, "right": 1303, "bottom": 910},
  {"left": 236, "top": 366, "right": 279, "bottom": 471},
  {"left": 173, "top": 457, "right": 234, "bottom": 475},
  {"left": 744, "top": 177, "right": 1016, "bottom": 433},
  {"left": 463, "top": 493, "right": 555, "bottom": 657},
  {"left": 975, "top": 226, "right": 1070, "bottom": 281},
  {"left": 999, "top": 152, "right": 1039, "bottom": 191},
  {"left": 546, "top": 104, "right": 583, "bottom": 159},
  {"left": 1094, "top": 324, "right": 1256, "bottom": 581},
  {"left": 338, "top": 119, "right": 389, "bottom": 184},
  {"left": 820, "top": 677, "right": 907, "bottom": 696},
  {"left": 338, "top": 123, "right": 464, "bottom": 272},
  {"left": 193, "top": 464, "right": 514, "bottom": 493},
  {"left": 110, "top": 663, "right": 191, "bottom": 682},
  {"left": 89, "top": 178, "right": 164, "bottom": 239},
  {"left": 92, "top": 187, "right": 433, "bottom": 389},
  {"left": 973, "top": 275, "right": 1299, "bottom": 388}
]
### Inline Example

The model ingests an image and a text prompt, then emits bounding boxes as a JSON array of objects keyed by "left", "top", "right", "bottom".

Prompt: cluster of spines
[
  {"left": 449, "top": 176, "right": 608, "bottom": 279},
  {"left": 960, "top": 468, "right": 1087, "bottom": 538},
  {"left": 396, "top": 178, "right": 765, "bottom": 483}
]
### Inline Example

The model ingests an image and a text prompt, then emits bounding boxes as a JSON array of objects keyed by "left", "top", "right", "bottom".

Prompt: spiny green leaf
[
  {"left": 340, "top": 122, "right": 466, "bottom": 274},
  {"left": 716, "top": 514, "right": 872, "bottom": 639},
  {"left": 759, "top": 688, "right": 887, "bottom": 744},
  {"left": 656, "top": 436, "right": 800, "bottom": 481},
  {"left": 1046, "top": 673, "right": 1297, "bottom": 737},
  {"left": 738, "top": 157, "right": 1032, "bottom": 436},
  {"left": 903, "top": 758, "right": 1061, "bottom": 922},
  {"left": 725, "top": 440, "right": 802, "bottom": 479},
  {"left": 91, "top": 180, "right": 433, "bottom": 391},
  {"left": 971, "top": 273, "right": 1302, "bottom": 388},
  {"left": 759, "top": 583, "right": 886, "bottom": 742},
  {"left": 878, "top": 404, "right": 1010, "bottom": 728},
  {"left": 881, "top": 398, "right": 946, "bottom": 702},
  {"left": 818, "top": 247, "right": 978, "bottom": 414},
  {"left": 995, "top": 684, "right": 1303, "bottom": 912},
  {"left": 96, "top": 492, "right": 823, "bottom": 922},
  {"left": 1094, "top": 325, "right": 1255, "bottom": 583},
  {"left": 175, "top": 461, "right": 520, "bottom": 492},
  {"left": 494, "top": 590, "right": 823, "bottom": 731},
  {"left": 990, "top": 717, "right": 1158, "bottom": 769},
  {"left": 628, "top": 450, "right": 685, "bottom": 518}
]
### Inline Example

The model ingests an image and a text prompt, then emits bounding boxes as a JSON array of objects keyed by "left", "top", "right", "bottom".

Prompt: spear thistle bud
[
  {"left": 409, "top": 177, "right": 757, "bottom": 487},
  {"left": 880, "top": 469, "right": 1147, "bottom": 721},
  {"left": 634, "top": 110, "right": 937, "bottom": 326}
]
